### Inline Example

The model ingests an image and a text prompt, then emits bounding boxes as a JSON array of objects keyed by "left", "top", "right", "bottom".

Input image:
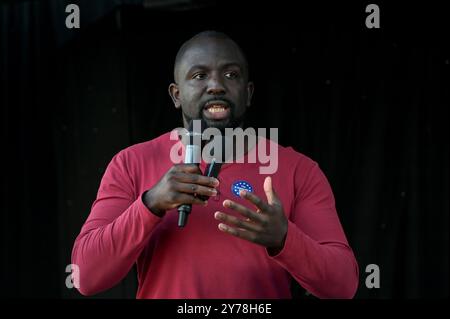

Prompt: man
[{"left": 72, "top": 31, "right": 359, "bottom": 298}]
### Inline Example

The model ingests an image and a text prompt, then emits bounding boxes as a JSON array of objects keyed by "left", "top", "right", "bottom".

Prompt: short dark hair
[{"left": 173, "top": 30, "right": 249, "bottom": 83}]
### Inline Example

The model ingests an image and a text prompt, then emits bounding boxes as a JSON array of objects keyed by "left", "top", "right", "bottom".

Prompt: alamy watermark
[
  {"left": 65, "top": 4, "right": 380, "bottom": 30},
  {"left": 65, "top": 4, "right": 80, "bottom": 29},
  {"left": 169, "top": 120, "right": 279, "bottom": 174},
  {"left": 365, "top": 264, "right": 380, "bottom": 289},
  {"left": 65, "top": 263, "right": 80, "bottom": 289},
  {"left": 365, "top": 4, "right": 380, "bottom": 29}
]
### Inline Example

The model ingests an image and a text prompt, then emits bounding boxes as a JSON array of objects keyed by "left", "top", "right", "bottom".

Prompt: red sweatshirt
[{"left": 72, "top": 132, "right": 359, "bottom": 298}]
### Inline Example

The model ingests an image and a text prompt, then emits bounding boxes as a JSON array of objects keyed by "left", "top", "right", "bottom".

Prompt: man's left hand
[{"left": 214, "top": 176, "right": 288, "bottom": 255}]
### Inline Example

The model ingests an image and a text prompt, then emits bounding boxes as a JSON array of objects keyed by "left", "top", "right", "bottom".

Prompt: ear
[
  {"left": 168, "top": 83, "right": 181, "bottom": 109},
  {"left": 246, "top": 82, "right": 254, "bottom": 107}
]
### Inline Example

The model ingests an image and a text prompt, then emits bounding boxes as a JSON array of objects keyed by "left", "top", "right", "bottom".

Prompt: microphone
[{"left": 177, "top": 119, "right": 205, "bottom": 227}]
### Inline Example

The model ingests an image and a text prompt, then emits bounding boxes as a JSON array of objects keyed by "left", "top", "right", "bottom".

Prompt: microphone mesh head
[{"left": 183, "top": 119, "right": 207, "bottom": 148}]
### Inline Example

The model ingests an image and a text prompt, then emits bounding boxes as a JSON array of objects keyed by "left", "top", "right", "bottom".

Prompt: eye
[
  {"left": 192, "top": 73, "right": 207, "bottom": 80},
  {"left": 224, "top": 71, "right": 238, "bottom": 79}
]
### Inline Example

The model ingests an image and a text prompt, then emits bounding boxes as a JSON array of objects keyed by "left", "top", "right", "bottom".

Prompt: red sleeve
[
  {"left": 270, "top": 161, "right": 359, "bottom": 298},
  {"left": 71, "top": 151, "right": 161, "bottom": 296}
]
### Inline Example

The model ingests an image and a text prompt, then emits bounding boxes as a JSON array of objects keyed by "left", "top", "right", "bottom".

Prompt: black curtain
[{"left": 1, "top": 1, "right": 448, "bottom": 298}]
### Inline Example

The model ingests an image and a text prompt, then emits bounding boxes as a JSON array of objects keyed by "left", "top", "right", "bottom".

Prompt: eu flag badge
[{"left": 231, "top": 180, "right": 253, "bottom": 197}]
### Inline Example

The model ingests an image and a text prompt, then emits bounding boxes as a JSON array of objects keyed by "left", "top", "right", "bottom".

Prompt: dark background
[{"left": 1, "top": 0, "right": 448, "bottom": 299}]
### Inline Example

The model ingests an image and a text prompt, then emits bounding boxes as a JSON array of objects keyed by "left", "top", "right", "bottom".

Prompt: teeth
[
  {"left": 207, "top": 105, "right": 226, "bottom": 113},
  {"left": 209, "top": 107, "right": 225, "bottom": 113}
]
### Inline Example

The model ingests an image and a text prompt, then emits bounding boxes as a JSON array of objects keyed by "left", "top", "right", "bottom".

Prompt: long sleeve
[
  {"left": 71, "top": 151, "right": 162, "bottom": 296},
  {"left": 270, "top": 161, "right": 359, "bottom": 298}
]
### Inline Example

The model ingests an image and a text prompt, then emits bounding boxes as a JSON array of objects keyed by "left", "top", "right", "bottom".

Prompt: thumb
[{"left": 263, "top": 176, "right": 280, "bottom": 206}]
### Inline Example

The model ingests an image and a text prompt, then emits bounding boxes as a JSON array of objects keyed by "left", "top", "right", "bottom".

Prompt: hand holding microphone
[
  {"left": 142, "top": 164, "right": 219, "bottom": 218},
  {"left": 143, "top": 120, "right": 220, "bottom": 226}
]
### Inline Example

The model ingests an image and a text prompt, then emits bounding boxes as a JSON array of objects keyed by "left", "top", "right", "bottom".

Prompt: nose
[{"left": 206, "top": 74, "right": 226, "bottom": 95}]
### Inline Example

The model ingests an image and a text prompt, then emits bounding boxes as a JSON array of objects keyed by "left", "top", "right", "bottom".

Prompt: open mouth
[{"left": 203, "top": 101, "right": 231, "bottom": 120}]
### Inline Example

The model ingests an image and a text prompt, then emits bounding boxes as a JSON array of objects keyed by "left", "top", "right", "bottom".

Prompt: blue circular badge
[{"left": 231, "top": 180, "right": 253, "bottom": 197}]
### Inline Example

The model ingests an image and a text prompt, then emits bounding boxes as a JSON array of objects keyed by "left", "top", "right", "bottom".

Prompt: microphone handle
[{"left": 178, "top": 144, "right": 201, "bottom": 227}]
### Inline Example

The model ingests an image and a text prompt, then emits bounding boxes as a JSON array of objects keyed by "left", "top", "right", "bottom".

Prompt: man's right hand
[{"left": 143, "top": 164, "right": 220, "bottom": 217}]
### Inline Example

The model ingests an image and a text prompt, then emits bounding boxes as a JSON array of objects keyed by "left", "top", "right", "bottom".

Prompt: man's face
[{"left": 169, "top": 37, "right": 254, "bottom": 131}]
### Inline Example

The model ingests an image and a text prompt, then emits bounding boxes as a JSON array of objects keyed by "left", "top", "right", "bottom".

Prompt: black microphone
[{"left": 177, "top": 119, "right": 205, "bottom": 227}]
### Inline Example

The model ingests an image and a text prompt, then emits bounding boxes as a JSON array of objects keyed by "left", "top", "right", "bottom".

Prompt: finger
[
  {"left": 214, "top": 211, "right": 264, "bottom": 233},
  {"left": 174, "top": 171, "right": 219, "bottom": 187},
  {"left": 171, "top": 193, "right": 208, "bottom": 207},
  {"left": 217, "top": 223, "right": 259, "bottom": 244},
  {"left": 263, "top": 176, "right": 281, "bottom": 206},
  {"left": 222, "top": 199, "right": 267, "bottom": 224},
  {"left": 175, "top": 163, "right": 202, "bottom": 174},
  {"left": 239, "top": 189, "right": 271, "bottom": 213},
  {"left": 175, "top": 182, "right": 218, "bottom": 197}
]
